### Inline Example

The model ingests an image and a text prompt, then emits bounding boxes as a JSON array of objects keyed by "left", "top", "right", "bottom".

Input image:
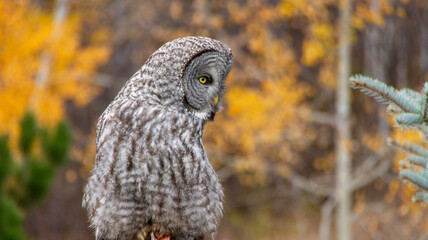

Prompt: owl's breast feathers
[{"left": 84, "top": 100, "right": 223, "bottom": 240}]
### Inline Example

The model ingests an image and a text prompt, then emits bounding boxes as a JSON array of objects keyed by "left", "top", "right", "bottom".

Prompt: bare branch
[
  {"left": 94, "top": 73, "right": 115, "bottom": 88},
  {"left": 350, "top": 159, "right": 391, "bottom": 191},
  {"left": 353, "top": 154, "right": 381, "bottom": 178},
  {"left": 306, "top": 110, "right": 336, "bottom": 126},
  {"left": 353, "top": 146, "right": 388, "bottom": 178},
  {"left": 289, "top": 173, "right": 333, "bottom": 197},
  {"left": 319, "top": 198, "right": 337, "bottom": 240},
  {"left": 216, "top": 166, "right": 235, "bottom": 181}
]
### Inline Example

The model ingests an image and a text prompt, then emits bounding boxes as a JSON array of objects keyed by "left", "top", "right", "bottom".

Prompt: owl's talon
[
  {"left": 150, "top": 232, "right": 156, "bottom": 240},
  {"left": 137, "top": 231, "right": 148, "bottom": 240},
  {"left": 138, "top": 232, "right": 148, "bottom": 240},
  {"left": 144, "top": 230, "right": 170, "bottom": 240}
]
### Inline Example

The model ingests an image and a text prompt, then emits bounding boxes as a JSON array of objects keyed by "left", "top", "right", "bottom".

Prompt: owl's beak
[{"left": 213, "top": 94, "right": 219, "bottom": 106}]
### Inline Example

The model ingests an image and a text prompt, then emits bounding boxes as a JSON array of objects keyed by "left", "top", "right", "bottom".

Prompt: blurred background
[{"left": 0, "top": 0, "right": 427, "bottom": 239}]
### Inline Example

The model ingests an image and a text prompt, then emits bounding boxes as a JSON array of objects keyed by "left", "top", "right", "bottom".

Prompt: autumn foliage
[{"left": 0, "top": 0, "right": 110, "bottom": 143}]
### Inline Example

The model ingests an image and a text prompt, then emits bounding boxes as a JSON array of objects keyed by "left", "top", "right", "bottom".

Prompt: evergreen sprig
[
  {"left": 350, "top": 75, "right": 428, "bottom": 203},
  {"left": 413, "top": 192, "right": 428, "bottom": 202},
  {"left": 406, "top": 155, "right": 428, "bottom": 167},
  {"left": 350, "top": 75, "right": 422, "bottom": 114},
  {"left": 400, "top": 169, "right": 428, "bottom": 190},
  {"left": 388, "top": 139, "right": 428, "bottom": 158},
  {"left": 0, "top": 112, "right": 72, "bottom": 239},
  {"left": 394, "top": 113, "right": 423, "bottom": 127}
]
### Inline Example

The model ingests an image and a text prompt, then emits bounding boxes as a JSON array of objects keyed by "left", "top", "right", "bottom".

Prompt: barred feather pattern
[{"left": 83, "top": 37, "right": 233, "bottom": 240}]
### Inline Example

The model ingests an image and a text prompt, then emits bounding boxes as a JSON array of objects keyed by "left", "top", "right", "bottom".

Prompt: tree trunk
[
  {"left": 335, "top": 0, "right": 352, "bottom": 239},
  {"left": 35, "top": 0, "right": 69, "bottom": 87},
  {"left": 363, "top": 0, "right": 390, "bottom": 134},
  {"left": 31, "top": 0, "right": 69, "bottom": 109}
]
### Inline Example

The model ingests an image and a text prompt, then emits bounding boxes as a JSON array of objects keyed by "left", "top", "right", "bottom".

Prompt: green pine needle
[
  {"left": 399, "top": 88, "right": 425, "bottom": 109},
  {"left": 349, "top": 75, "right": 420, "bottom": 113},
  {"left": 412, "top": 192, "right": 428, "bottom": 202},
  {"left": 389, "top": 139, "right": 428, "bottom": 158},
  {"left": 351, "top": 74, "right": 428, "bottom": 202},
  {"left": 394, "top": 113, "right": 424, "bottom": 127},
  {"left": 400, "top": 169, "right": 428, "bottom": 190},
  {"left": 406, "top": 155, "right": 428, "bottom": 167}
]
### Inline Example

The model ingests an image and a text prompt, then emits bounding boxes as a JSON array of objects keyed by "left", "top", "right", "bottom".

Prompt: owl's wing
[{"left": 94, "top": 97, "right": 136, "bottom": 164}]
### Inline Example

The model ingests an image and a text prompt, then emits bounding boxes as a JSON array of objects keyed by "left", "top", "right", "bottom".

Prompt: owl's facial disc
[{"left": 182, "top": 51, "right": 232, "bottom": 121}]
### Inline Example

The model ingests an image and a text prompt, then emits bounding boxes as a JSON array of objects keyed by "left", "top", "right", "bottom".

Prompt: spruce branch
[
  {"left": 351, "top": 74, "right": 428, "bottom": 202},
  {"left": 424, "top": 86, "right": 428, "bottom": 120},
  {"left": 400, "top": 169, "right": 428, "bottom": 190},
  {"left": 406, "top": 155, "right": 428, "bottom": 167},
  {"left": 386, "top": 104, "right": 401, "bottom": 114},
  {"left": 412, "top": 192, "right": 428, "bottom": 202},
  {"left": 421, "top": 126, "right": 428, "bottom": 143},
  {"left": 399, "top": 88, "right": 425, "bottom": 108},
  {"left": 394, "top": 113, "right": 424, "bottom": 127},
  {"left": 349, "top": 75, "right": 419, "bottom": 113},
  {"left": 419, "top": 168, "right": 428, "bottom": 176},
  {"left": 423, "top": 82, "right": 428, "bottom": 96},
  {"left": 388, "top": 139, "right": 428, "bottom": 158}
]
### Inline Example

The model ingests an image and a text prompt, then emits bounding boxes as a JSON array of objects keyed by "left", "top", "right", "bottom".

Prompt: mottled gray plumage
[{"left": 82, "top": 37, "right": 233, "bottom": 240}]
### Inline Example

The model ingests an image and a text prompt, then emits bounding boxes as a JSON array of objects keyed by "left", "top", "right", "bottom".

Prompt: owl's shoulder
[{"left": 95, "top": 97, "right": 201, "bottom": 147}]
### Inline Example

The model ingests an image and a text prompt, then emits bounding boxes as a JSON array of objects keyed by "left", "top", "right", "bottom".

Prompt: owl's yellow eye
[{"left": 199, "top": 76, "right": 208, "bottom": 84}]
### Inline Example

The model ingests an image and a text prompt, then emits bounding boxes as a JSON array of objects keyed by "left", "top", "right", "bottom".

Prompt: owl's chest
[
  {"left": 140, "top": 155, "right": 223, "bottom": 236},
  {"left": 142, "top": 145, "right": 217, "bottom": 198}
]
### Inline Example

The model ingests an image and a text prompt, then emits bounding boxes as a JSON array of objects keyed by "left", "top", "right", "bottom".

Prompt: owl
[{"left": 82, "top": 36, "right": 233, "bottom": 240}]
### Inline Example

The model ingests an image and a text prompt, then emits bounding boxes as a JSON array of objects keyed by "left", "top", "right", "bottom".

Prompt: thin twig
[
  {"left": 289, "top": 173, "right": 333, "bottom": 197},
  {"left": 307, "top": 110, "right": 336, "bottom": 126},
  {"left": 350, "top": 159, "right": 391, "bottom": 191}
]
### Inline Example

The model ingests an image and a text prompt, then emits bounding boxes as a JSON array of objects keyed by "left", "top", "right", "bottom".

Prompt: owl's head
[
  {"left": 182, "top": 50, "right": 233, "bottom": 121},
  {"left": 120, "top": 36, "right": 233, "bottom": 122}
]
